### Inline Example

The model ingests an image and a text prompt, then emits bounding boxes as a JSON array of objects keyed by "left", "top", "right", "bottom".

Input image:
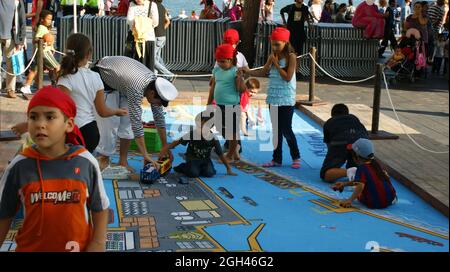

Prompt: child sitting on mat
[
  {"left": 161, "top": 110, "right": 237, "bottom": 178},
  {"left": 331, "top": 138, "right": 397, "bottom": 209}
]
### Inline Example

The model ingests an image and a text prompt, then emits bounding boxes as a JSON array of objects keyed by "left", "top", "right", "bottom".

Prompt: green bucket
[{"left": 129, "top": 128, "right": 162, "bottom": 153}]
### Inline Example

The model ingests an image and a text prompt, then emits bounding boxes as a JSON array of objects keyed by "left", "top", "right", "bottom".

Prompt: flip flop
[
  {"left": 291, "top": 160, "right": 301, "bottom": 169},
  {"left": 262, "top": 161, "right": 281, "bottom": 168}
]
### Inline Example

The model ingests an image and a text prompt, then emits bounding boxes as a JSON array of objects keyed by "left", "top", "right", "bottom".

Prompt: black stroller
[{"left": 385, "top": 28, "right": 427, "bottom": 85}]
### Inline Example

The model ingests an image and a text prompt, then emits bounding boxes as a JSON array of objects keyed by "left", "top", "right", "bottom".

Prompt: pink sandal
[
  {"left": 262, "top": 161, "right": 281, "bottom": 168},
  {"left": 291, "top": 160, "right": 301, "bottom": 169}
]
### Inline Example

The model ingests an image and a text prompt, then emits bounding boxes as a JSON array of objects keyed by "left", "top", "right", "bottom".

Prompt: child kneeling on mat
[
  {"left": 161, "top": 110, "right": 237, "bottom": 178},
  {"left": 332, "top": 138, "right": 397, "bottom": 209}
]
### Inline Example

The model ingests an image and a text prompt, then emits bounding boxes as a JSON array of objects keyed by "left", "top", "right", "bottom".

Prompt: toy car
[
  {"left": 140, "top": 163, "right": 160, "bottom": 184},
  {"left": 157, "top": 157, "right": 172, "bottom": 176}
]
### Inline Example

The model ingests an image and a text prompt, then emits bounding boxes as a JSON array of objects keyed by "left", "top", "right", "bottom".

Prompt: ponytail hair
[
  {"left": 351, "top": 150, "right": 391, "bottom": 183},
  {"left": 370, "top": 158, "right": 391, "bottom": 183},
  {"left": 59, "top": 33, "right": 93, "bottom": 79}
]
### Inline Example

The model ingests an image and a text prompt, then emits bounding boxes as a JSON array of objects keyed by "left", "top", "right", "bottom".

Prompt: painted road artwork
[{"left": 2, "top": 105, "right": 448, "bottom": 252}]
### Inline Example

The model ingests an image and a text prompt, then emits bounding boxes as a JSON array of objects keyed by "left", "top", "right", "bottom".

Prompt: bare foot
[
  {"left": 97, "top": 156, "right": 110, "bottom": 171},
  {"left": 115, "top": 161, "right": 135, "bottom": 173}
]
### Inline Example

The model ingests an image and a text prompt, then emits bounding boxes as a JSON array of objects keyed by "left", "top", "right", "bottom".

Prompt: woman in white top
[
  {"left": 310, "top": 0, "right": 323, "bottom": 23},
  {"left": 346, "top": 0, "right": 356, "bottom": 20},
  {"left": 263, "top": 0, "right": 275, "bottom": 21},
  {"left": 127, "top": 0, "right": 159, "bottom": 71},
  {"left": 57, "top": 33, "right": 128, "bottom": 153}
]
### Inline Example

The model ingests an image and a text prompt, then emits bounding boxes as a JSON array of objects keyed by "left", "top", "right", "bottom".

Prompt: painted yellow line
[
  {"left": 195, "top": 226, "right": 226, "bottom": 252},
  {"left": 108, "top": 227, "right": 127, "bottom": 231},
  {"left": 289, "top": 189, "right": 302, "bottom": 197},
  {"left": 247, "top": 223, "right": 266, "bottom": 252},
  {"left": 310, "top": 206, "right": 334, "bottom": 215},
  {"left": 113, "top": 180, "right": 124, "bottom": 223}
]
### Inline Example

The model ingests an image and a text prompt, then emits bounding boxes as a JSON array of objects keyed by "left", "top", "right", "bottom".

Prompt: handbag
[
  {"left": 415, "top": 42, "right": 426, "bottom": 70},
  {"left": 11, "top": 49, "right": 25, "bottom": 75}
]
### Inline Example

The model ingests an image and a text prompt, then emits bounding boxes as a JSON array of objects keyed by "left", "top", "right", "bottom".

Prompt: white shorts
[{"left": 95, "top": 91, "right": 133, "bottom": 156}]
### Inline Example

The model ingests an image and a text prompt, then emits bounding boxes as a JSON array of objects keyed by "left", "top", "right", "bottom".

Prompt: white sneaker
[{"left": 20, "top": 85, "right": 32, "bottom": 94}]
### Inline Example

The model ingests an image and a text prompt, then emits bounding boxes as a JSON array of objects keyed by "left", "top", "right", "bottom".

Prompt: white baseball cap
[{"left": 155, "top": 77, "right": 178, "bottom": 107}]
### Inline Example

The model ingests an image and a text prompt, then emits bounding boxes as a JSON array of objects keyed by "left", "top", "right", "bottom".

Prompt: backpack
[{"left": 132, "top": 1, "right": 154, "bottom": 58}]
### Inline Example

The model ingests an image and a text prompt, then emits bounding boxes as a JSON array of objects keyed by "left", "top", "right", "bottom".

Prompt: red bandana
[
  {"left": 215, "top": 43, "right": 236, "bottom": 60},
  {"left": 223, "top": 29, "right": 240, "bottom": 45},
  {"left": 27, "top": 85, "right": 86, "bottom": 147},
  {"left": 271, "top": 27, "right": 291, "bottom": 42}
]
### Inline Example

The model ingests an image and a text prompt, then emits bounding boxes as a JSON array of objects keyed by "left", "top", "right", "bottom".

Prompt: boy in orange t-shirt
[{"left": 0, "top": 86, "right": 109, "bottom": 252}]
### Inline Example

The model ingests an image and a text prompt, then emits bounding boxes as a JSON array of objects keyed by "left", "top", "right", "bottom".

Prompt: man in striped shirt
[
  {"left": 428, "top": 0, "right": 446, "bottom": 34},
  {"left": 92, "top": 56, "right": 178, "bottom": 168}
]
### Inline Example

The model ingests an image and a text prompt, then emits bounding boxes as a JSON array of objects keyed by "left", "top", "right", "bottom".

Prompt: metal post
[
  {"left": 298, "top": 46, "right": 325, "bottom": 107},
  {"left": 368, "top": 63, "right": 399, "bottom": 140},
  {"left": 37, "top": 39, "right": 44, "bottom": 89},
  {"left": 73, "top": 2, "right": 77, "bottom": 33},
  {"left": 309, "top": 46, "right": 316, "bottom": 102},
  {"left": 371, "top": 63, "right": 382, "bottom": 134}
]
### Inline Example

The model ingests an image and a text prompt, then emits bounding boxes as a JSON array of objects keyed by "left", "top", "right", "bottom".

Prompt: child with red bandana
[
  {"left": 242, "top": 27, "right": 301, "bottom": 169},
  {"left": 0, "top": 86, "right": 110, "bottom": 252},
  {"left": 207, "top": 43, "right": 246, "bottom": 163}
]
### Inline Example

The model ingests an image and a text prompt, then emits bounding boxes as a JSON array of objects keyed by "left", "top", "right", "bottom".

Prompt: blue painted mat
[{"left": 154, "top": 105, "right": 449, "bottom": 252}]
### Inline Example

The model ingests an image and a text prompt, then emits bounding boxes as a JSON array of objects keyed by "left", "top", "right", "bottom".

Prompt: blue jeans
[
  {"left": 154, "top": 36, "right": 174, "bottom": 80},
  {"left": 174, "top": 159, "right": 216, "bottom": 178},
  {"left": 269, "top": 105, "right": 300, "bottom": 164}
]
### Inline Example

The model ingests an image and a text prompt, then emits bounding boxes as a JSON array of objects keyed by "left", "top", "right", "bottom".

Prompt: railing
[{"left": 57, "top": 16, "right": 378, "bottom": 77}]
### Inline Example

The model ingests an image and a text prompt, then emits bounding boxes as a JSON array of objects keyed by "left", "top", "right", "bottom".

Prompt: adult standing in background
[
  {"left": 346, "top": 0, "right": 356, "bottom": 20},
  {"left": 405, "top": 1, "right": 428, "bottom": 51},
  {"left": 154, "top": 0, "right": 173, "bottom": 81},
  {"left": 428, "top": 0, "right": 446, "bottom": 34},
  {"left": 60, "top": 0, "right": 86, "bottom": 16},
  {"left": 378, "top": 0, "right": 398, "bottom": 58},
  {"left": 310, "top": 0, "right": 322, "bottom": 23},
  {"left": 421, "top": 1, "right": 433, "bottom": 59},
  {"left": 0, "top": 0, "right": 26, "bottom": 99},
  {"left": 28, "top": 0, "right": 46, "bottom": 29},
  {"left": 336, "top": 3, "right": 351, "bottom": 23},
  {"left": 127, "top": 0, "right": 159, "bottom": 71},
  {"left": 84, "top": 0, "right": 104, "bottom": 15},
  {"left": 378, "top": 0, "right": 388, "bottom": 14},
  {"left": 402, "top": 0, "right": 411, "bottom": 25},
  {"left": 280, "top": 0, "right": 313, "bottom": 56},
  {"left": 263, "top": 0, "right": 275, "bottom": 21},
  {"left": 104, "top": 0, "right": 114, "bottom": 15},
  {"left": 117, "top": 0, "right": 130, "bottom": 16},
  {"left": 200, "top": 0, "right": 222, "bottom": 19},
  {"left": 320, "top": 0, "right": 334, "bottom": 23}
]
